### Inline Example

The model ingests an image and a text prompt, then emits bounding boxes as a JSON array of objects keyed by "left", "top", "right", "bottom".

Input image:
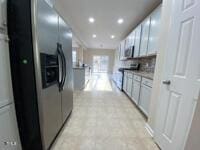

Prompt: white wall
[
  {"left": 73, "top": 46, "right": 84, "bottom": 62},
  {"left": 83, "top": 48, "right": 115, "bottom": 74},
  {"left": 147, "top": 0, "right": 174, "bottom": 131}
]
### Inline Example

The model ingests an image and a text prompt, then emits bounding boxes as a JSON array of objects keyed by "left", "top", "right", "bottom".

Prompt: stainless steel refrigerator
[{"left": 7, "top": 0, "right": 73, "bottom": 149}]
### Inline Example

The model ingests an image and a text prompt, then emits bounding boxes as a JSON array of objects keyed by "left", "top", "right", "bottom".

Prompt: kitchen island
[{"left": 73, "top": 66, "right": 91, "bottom": 90}]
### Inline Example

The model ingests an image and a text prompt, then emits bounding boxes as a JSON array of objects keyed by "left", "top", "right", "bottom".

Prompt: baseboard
[{"left": 145, "top": 123, "right": 154, "bottom": 137}]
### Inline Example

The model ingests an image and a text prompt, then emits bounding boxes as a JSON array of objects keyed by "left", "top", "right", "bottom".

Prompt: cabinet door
[
  {"left": 0, "top": 34, "right": 13, "bottom": 108},
  {"left": 130, "top": 31, "right": 136, "bottom": 47},
  {"left": 131, "top": 80, "right": 141, "bottom": 105},
  {"left": 0, "top": 104, "right": 21, "bottom": 150},
  {"left": 120, "top": 40, "right": 125, "bottom": 59},
  {"left": 123, "top": 74, "right": 127, "bottom": 92},
  {"left": 139, "top": 84, "right": 152, "bottom": 116},
  {"left": 148, "top": 5, "right": 161, "bottom": 55},
  {"left": 125, "top": 37, "right": 129, "bottom": 50},
  {"left": 139, "top": 17, "right": 150, "bottom": 56},
  {"left": 134, "top": 25, "right": 142, "bottom": 58},
  {"left": 0, "top": 0, "right": 7, "bottom": 30},
  {"left": 127, "top": 77, "right": 133, "bottom": 96}
]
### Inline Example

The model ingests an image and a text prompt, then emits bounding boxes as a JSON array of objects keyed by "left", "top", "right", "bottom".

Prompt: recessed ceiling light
[
  {"left": 117, "top": 18, "right": 124, "bottom": 24},
  {"left": 111, "top": 35, "right": 115, "bottom": 39},
  {"left": 89, "top": 17, "right": 95, "bottom": 23},
  {"left": 93, "top": 34, "right": 97, "bottom": 38}
]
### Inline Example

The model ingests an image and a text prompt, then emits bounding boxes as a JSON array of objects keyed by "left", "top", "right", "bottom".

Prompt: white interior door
[{"left": 155, "top": 0, "right": 200, "bottom": 150}]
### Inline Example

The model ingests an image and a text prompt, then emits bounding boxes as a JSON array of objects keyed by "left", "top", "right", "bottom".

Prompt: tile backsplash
[{"left": 118, "top": 56, "right": 156, "bottom": 73}]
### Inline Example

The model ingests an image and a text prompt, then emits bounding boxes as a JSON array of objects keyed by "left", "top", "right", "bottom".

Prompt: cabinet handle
[{"left": 162, "top": 80, "right": 171, "bottom": 85}]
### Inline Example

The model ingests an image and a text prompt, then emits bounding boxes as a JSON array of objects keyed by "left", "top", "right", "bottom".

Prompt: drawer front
[
  {"left": 133, "top": 75, "right": 141, "bottom": 82},
  {"left": 142, "top": 77, "right": 153, "bottom": 87}
]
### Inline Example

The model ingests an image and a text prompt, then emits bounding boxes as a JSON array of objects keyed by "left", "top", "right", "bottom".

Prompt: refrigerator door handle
[
  {"left": 57, "top": 43, "right": 64, "bottom": 91},
  {"left": 60, "top": 44, "right": 67, "bottom": 90}
]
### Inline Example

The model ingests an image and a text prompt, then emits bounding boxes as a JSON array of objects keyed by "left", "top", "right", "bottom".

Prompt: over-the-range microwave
[{"left": 124, "top": 46, "right": 134, "bottom": 58}]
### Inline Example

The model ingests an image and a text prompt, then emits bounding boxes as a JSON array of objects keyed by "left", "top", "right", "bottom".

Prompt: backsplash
[{"left": 118, "top": 56, "right": 156, "bottom": 73}]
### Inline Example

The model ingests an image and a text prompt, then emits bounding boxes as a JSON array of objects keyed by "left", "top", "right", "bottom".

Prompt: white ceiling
[{"left": 55, "top": 0, "right": 161, "bottom": 49}]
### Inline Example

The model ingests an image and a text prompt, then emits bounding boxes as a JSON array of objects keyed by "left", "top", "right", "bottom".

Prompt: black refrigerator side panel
[{"left": 7, "top": 0, "right": 43, "bottom": 150}]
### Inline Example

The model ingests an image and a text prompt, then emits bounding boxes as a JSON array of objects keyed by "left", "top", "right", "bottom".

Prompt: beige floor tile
[
  {"left": 51, "top": 73, "right": 158, "bottom": 150},
  {"left": 126, "top": 138, "right": 148, "bottom": 150}
]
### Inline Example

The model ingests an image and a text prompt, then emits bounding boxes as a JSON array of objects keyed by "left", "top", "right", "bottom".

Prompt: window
[
  {"left": 72, "top": 50, "right": 77, "bottom": 63},
  {"left": 93, "top": 56, "right": 109, "bottom": 73}
]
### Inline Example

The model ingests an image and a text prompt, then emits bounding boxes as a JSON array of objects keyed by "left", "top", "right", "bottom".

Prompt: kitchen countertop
[
  {"left": 124, "top": 70, "right": 154, "bottom": 80},
  {"left": 73, "top": 66, "right": 90, "bottom": 69}
]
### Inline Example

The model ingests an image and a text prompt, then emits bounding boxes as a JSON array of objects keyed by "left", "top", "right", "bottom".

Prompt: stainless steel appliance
[
  {"left": 7, "top": 0, "right": 73, "bottom": 149},
  {"left": 124, "top": 46, "right": 134, "bottom": 58},
  {"left": 117, "top": 63, "right": 140, "bottom": 90}
]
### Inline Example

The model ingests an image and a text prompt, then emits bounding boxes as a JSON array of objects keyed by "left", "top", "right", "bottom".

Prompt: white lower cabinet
[
  {"left": 138, "top": 82, "right": 152, "bottom": 116},
  {"left": 123, "top": 71, "right": 153, "bottom": 117},
  {"left": 131, "top": 80, "right": 141, "bottom": 105},
  {"left": 0, "top": 104, "right": 21, "bottom": 150},
  {"left": 127, "top": 76, "right": 133, "bottom": 97}
]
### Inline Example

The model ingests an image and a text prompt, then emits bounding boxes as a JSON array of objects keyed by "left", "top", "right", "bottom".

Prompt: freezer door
[
  {"left": 36, "top": 0, "right": 62, "bottom": 149},
  {"left": 58, "top": 17, "right": 73, "bottom": 123}
]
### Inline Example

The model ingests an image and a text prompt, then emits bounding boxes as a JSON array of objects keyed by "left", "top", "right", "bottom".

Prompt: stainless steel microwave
[{"left": 124, "top": 46, "right": 134, "bottom": 58}]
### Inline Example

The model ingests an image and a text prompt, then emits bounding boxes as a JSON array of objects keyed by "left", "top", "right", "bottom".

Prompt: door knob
[{"left": 162, "top": 80, "right": 171, "bottom": 85}]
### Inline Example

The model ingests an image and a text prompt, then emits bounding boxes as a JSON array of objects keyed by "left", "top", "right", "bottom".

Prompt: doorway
[{"left": 93, "top": 56, "right": 109, "bottom": 73}]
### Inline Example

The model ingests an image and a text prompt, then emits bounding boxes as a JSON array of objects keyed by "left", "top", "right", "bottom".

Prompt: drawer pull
[{"left": 162, "top": 80, "right": 171, "bottom": 85}]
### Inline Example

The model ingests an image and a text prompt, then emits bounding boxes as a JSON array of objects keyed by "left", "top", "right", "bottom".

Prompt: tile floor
[{"left": 52, "top": 73, "right": 159, "bottom": 150}]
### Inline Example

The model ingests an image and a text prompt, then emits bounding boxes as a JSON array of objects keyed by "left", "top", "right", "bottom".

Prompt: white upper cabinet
[
  {"left": 130, "top": 31, "right": 135, "bottom": 47},
  {"left": 117, "top": 4, "right": 161, "bottom": 58},
  {"left": 125, "top": 37, "right": 129, "bottom": 50},
  {"left": 120, "top": 40, "right": 125, "bottom": 59},
  {"left": 139, "top": 17, "right": 150, "bottom": 57},
  {"left": 0, "top": 0, "right": 7, "bottom": 31},
  {"left": 134, "top": 25, "right": 142, "bottom": 58},
  {"left": 148, "top": 5, "right": 161, "bottom": 55}
]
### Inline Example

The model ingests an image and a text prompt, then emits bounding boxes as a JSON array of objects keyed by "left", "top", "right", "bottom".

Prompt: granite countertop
[
  {"left": 73, "top": 65, "right": 90, "bottom": 69},
  {"left": 124, "top": 70, "right": 154, "bottom": 80}
]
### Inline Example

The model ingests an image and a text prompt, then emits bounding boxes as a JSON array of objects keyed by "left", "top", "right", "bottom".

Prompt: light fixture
[
  {"left": 117, "top": 18, "right": 124, "bottom": 24},
  {"left": 111, "top": 35, "right": 115, "bottom": 39},
  {"left": 89, "top": 17, "right": 95, "bottom": 23},
  {"left": 93, "top": 34, "right": 97, "bottom": 38}
]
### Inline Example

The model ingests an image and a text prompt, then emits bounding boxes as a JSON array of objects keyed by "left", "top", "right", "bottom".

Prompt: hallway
[{"left": 52, "top": 74, "right": 159, "bottom": 150}]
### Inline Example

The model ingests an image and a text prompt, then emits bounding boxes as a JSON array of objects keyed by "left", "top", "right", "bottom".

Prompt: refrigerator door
[
  {"left": 58, "top": 17, "right": 73, "bottom": 122},
  {"left": 35, "top": 0, "right": 62, "bottom": 149}
]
